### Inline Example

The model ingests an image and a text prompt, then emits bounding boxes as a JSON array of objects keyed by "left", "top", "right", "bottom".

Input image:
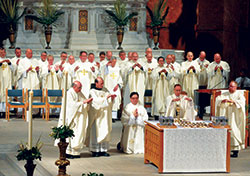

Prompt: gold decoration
[{"left": 79, "top": 10, "right": 88, "bottom": 31}]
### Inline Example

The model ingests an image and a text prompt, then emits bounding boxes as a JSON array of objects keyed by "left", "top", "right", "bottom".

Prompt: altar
[{"left": 144, "top": 121, "right": 231, "bottom": 173}]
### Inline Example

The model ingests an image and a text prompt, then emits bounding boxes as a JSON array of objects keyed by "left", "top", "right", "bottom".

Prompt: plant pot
[
  {"left": 45, "top": 25, "right": 52, "bottom": 49},
  {"left": 117, "top": 26, "right": 124, "bottom": 50},
  {"left": 8, "top": 25, "right": 15, "bottom": 49},
  {"left": 153, "top": 27, "right": 160, "bottom": 50},
  {"left": 55, "top": 138, "right": 70, "bottom": 176},
  {"left": 24, "top": 159, "right": 36, "bottom": 176}
]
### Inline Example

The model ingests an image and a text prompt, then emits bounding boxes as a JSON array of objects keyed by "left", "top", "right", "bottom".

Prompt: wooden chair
[
  {"left": 45, "top": 89, "right": 63, "bottom": 121},
  {"left": 26, "top": 89, "right": 46, "bottom": 120},
  {"left": 5, "top": 89, "right": 26, "bottom": 121},
  {"left": 211, "top": 89, "right": 249, "bottom": 147}
]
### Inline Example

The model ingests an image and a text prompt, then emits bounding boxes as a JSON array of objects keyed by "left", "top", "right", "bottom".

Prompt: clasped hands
[
  {"left": 132, "top": 63, "right": 142, "bottom": 69},
  {"left": 0, "top": 59, "right": 10, "bottom": 64},
  {"left": 215, "top": 66, "right": 223, "bottom": 71},
  {"left": 27, "top": 66, "right": 39, "bottom": 72},
  {"left": 172, "top": 97, "right": 192, "bottom": 102},
  {"left": 133, "top": 108, "right": 139, "bottom": 118},
  {"left": 222, "top": 99, "right": 235, "bottom": 104},
  {"left": 188, "top": 66, "right": 195, "bottom": 71}
]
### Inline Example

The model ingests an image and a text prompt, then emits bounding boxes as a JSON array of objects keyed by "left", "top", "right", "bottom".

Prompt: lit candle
[
  {"left": 28, "top": 90, "right": 33, "bottom": 150},
  {"left": 62, "top": 72, "right": 68, "bottom": 126}
]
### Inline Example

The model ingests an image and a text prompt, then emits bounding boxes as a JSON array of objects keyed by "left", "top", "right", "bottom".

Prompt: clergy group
[{"left": 1, "top": 46, "right": 246, "bottom": 159}]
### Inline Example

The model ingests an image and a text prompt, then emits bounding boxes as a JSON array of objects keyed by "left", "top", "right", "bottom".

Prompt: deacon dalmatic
[
  {"left": 74, "top": 62, "right": 97, "bottom": 98},
  {"left": 151, "top": 66, "right": 171, "bottom": 116},
  {"left": 0, "top": 58, "right": 14, "bottom": 112},
  {"left": 56, "top": 87, "right": 89, "bottom": 156},
  {"left": 85, "top": 87, "right": 113, "bottom": 153},
  {"left": 165, "top": 62, "right": 181, "bottom": 94},
  {"left": 165, "top": 94, "right": 196, "bottom": 121},
  {"left": 127, "top": 61, "right": 147, "bottom": 104},
  {"left": 121, "top": 102, "right": 148, "bottom": 154},
  {"left": 181, "top": 60, "right": 200, "bottom": 98},
  {"left": 102, "top": 64, "right": 123, "bottom": 120},
  {"left": 194, "top": 58, "right": 210, "bottom": 87},
  {"left": 16, "top": 57, "right": 40, "bottom": 90},
  {"left": 215, "top": 90, "right": 246, "bottom": 150},
  {"left": 207, "top": 61, "right": 230, "bottom": 89}
]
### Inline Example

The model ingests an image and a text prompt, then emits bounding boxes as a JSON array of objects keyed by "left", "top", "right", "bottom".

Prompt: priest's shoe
[
  {"left": 230, "top": 150, "right": 238, "bottom": 158},
  {"left": 92, "top": 152, "right": 100, "bottom": 157},
  {"left": 100, "top": 152, "right": 110, "bottom": 157}
]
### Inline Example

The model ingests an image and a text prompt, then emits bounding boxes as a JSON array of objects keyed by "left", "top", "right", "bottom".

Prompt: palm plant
[
  {"left": 146, "top": 0, "right": 169, "bottom": 49},
  {"left": 26, "top": 0, "right": 64, "bottom": 49},
  {"left": 105, "top": 0, "right": 138, "bottom": 49},
  {"left": 0, "top": 0, "right": 26, "bottom": 48}
]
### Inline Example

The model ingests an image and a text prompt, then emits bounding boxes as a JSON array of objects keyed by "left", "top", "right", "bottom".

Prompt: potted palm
[
  {"left": 105, "top": 0, "right": 138, "bottom": 50},
  {"left": 26, "top": 0, "right": 64, "bottom": 49},
  {"left": 16, "top": 138, "right": 43, "bottom": 176},
  {"left": 146, "top": 0, "right": 169, "bottom": 50},
  {"left": 50, "top": 125, "right": 74, "bottom": 176},
  {"left": 0, "top": 0, "right": 26, "bottom": 49}
]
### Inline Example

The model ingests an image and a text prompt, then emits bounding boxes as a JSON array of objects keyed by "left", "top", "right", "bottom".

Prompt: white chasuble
[
  {"left": 144, "top": 60, "right": 158, "bottom": 90},
  {"left": 127, "top": 61, "right": 147, "bottom": 104},
  {"left": 207, "top": 61, "right": 230, "bottom": 89},
  {"left": 56, "top": 88, "right": 89, "bottom": 154},
  {"left": 0, "top": 58, "right": 13, "bottom": 103},
  {"left": 194, "top": 58, "right": 210, "bottom": 86},
  {"left": 165, "top": 63, "right": 181, "bottom": 94},
  {"left": 181, "top": 61, "right": 200, "bottom": 98},
  {"left": 85, "top": 88, "right": 113, "bottom": 147},
  {"left": 165, "top": 94, "right": 196, "bottom": 121},
  {"left": 121, "top": 103, "right": 148, "bottom": 154},
  {"left": 215, "top": 90, "right": 246, "bottom": 150},
  {"left": 74, "top": 62, "right": 97, "bottom": 98},
  {"left": 151, "top": 66, "right": 171, "bottom": 116},
  {"left": 102, "top": 66, "right": 123, "bottom": 111},
  {"left": 16, "top": 57, "right": 40, "bottom": 90},
  {"left": 43, "top": 65, "right": 59, "bottom": 90}
]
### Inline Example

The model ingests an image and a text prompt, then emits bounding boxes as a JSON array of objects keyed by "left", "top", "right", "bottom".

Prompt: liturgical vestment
[
  {"left": 56, "top": 88, "right": 89, "bottom": 155},
  {"left": 121, "top": 102, "right": 148, "bottom": 154},
  {"left": 215, "top": 90, "right": 246, "bottom": 150}
]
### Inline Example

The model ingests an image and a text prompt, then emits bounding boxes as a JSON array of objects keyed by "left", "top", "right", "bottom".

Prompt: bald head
[
  {"left": 106, "top": 51, "right": 112, "bottom": 61},
  {"left": 26, "top": 49, "right": 33, "bottom": 59},
  {"left": 146, "top": 53, "right": 153, "bottom": 63},
  {"left": 229, "top": 81, "right": 237, "bottom": 93},
  {"left": 186, "top": 51, "right": 194, "bottom": 61},
  {"left": 199, "top": 51, "right": 206, "bottom": 61},
  {"left": 214, "top": 53, "right": 221, "bottom": 64},
  {"left": 166, "top": 54, "right": 172, "bottom": 64},
  {"left": 171, "top": 54, "right": 176, "bottom": 63},
  {"left": 68, "top": 55, "right": 75, "bottom": 65},
  {"left": 145, "top": 48, "right": 152, "bottom": 55},
  {"left": 72, "top": 81, "right": 82, "bottom": 93}
]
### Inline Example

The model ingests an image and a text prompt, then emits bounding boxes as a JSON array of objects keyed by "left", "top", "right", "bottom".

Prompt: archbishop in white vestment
[
  {"left": 85, "top": 77, "right": 115, "bottom": 157},
  {"left": 121, "top": 92, "right": 148, "bottom": 154},
  {"left": 56, "top": 81, "right": 92, "bottom": 157},
  {"left": 215, "top": 81, "right": 246, "bottom": 152},
  {"left": 165, "top": 84, "right": 196, "bottom": 121}
]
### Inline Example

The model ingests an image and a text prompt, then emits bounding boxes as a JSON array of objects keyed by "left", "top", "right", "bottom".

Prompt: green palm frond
[
  {"left": 26, "top": 0, "right": 64, "bottom": 27},
  {"left": 146, "top": 0, "right": 169, "bottom": 28},
  {"left": 0, "top": 0, "right": 26, "bottom": 25},
  {"left": 105, "top": 0, "right": 138, "bottom": 27}
]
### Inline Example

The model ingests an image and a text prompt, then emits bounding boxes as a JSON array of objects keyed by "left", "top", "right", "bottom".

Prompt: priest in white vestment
[
  {"left": 181, "top": 51, "right": 200, "bottom": 99},
  {"left": 120, "top": 92, "right": 148, "bottom": 154},
  {"left": 127, "top": 52, "right": 147, "bottom": 105},
  {"left": 55, "top": 51, "right": 68, "bottom": 90},
  {"left": 0, "top": 48, "right": 14, "bottom": 116},
  {"left": 101, "top": 57, "right": 123, "bottom": 121},
  {"left": 85, "top": 77, "right": 116, "bottom": 157},
  {"left": 38, "top": 51, "right": 48, "bottom": 88},
  {"left": 56, "top": 81, "right": 93, "bottom": 158},
  {"left": 166, "top": 54, "right": 181, "bottom": 94},
  {"left": 151, "top": 56, "right": 171, "bottom": 117},
  {"left": 207, "top": 53, "right": 230, "bottom": 89},
  {"left": 215, "top": 81, "right": 246, "bottom": 157},
  {"left": 42, "top": 55, "right": 59, "bottom": 90},
  {"left": 117, "top": 50, "right": 128, "bottom": 85},
  {"left": 87, "top": 53, "right": 100, "bottom": 81},
  {"left": 194, "top": 51, "right": 210, "bottom": 88},
  {"left": 98, "top": 51, "right": 106, "bottom": 69},
  {"left": 165, "top": 84, "right": 196, "bottom": 121},
  {"left": 10, "top": 47, "right": 22, "bottom": 88},
  {"left": 16, "top": 49, "right": 40, "bottom": 90},
  {"left": 74, "top": 51, "right": 97, "bottom": 98}
]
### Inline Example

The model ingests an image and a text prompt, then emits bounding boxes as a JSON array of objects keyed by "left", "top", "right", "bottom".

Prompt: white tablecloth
[{"left": 148, "top": 121, "right": 228, "bottom": 173}]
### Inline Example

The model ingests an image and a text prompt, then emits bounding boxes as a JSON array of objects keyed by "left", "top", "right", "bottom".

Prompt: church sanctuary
[{"left": 1, "top": 0, "right": 250, "bottom": 175}]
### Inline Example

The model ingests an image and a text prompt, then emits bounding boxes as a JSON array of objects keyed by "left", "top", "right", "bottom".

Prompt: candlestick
[
  {"left": 62, "top": 72, "right": 68, "bottom": 126},
  {"left": 28, "top": 90, "right": 33, "bottom": 150}
]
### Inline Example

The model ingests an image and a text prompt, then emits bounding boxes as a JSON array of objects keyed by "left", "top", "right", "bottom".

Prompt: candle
[
  {"left": 28, "top": 90, "right": 33, "bottom": 150},
  {"left": 62, "top": 72, "right": 68, "bottom": 126}
]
